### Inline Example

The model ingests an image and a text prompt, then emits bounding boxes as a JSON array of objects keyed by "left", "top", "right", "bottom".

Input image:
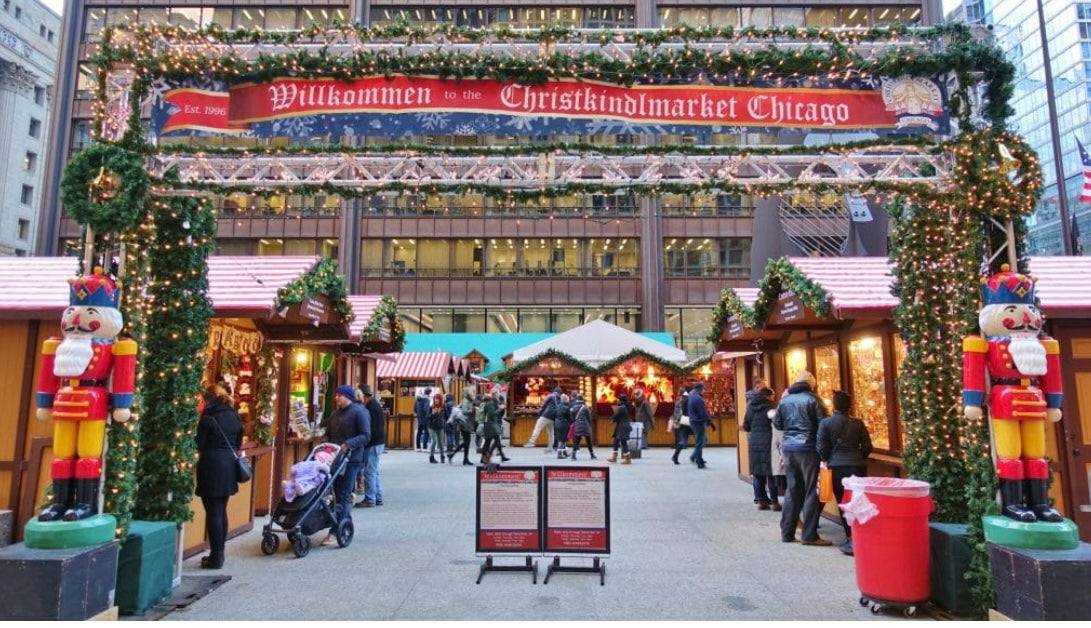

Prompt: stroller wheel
[
  {"left": 260, "top": 533, "right": 279, "bottom": 555},
  {"left": 336, "top": 520, "right": 354, "bottom": 548},
  {"left": 293, "top": 535, "right": 312, "bottom": 558}
]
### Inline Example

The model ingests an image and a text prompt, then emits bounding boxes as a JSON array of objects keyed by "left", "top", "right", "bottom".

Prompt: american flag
[{"left": 1078, "top": 139, "right": 1091, "bottom": 202}]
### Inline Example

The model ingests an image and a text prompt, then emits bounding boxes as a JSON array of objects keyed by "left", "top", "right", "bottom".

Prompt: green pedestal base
[
  {"left": 982, "top": 515, "right": 1079, "bottom": 550},
  {"left": 24, "top": 514, "right": 117, "bottom": 549}
]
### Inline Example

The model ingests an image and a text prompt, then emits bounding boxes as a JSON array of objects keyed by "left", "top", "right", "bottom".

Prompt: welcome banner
[{"left": 151, "top": 75, "right": 948, "bottom": 138}]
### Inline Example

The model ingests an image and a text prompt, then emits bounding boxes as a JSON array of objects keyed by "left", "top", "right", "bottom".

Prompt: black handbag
[{"left": 210, "top": 414, "right": 251, "bottom": 483}]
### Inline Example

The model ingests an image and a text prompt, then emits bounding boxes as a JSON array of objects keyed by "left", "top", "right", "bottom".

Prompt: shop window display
[
  {"left": 813, "top": 344, "right": 840, "bottom": 413},
  {"left": 848, "top": 336, "right": 889, "bottom": 450}
]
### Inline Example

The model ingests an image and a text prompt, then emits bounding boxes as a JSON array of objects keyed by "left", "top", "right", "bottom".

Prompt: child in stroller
[{"left": 261, "top": 443, "right": 353, "bottom": 558}]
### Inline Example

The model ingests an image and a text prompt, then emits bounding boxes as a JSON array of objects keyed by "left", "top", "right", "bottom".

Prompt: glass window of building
[
  {"left": 76, "top": 63, "right": 96, "bottom": 99},
  {"left": 168, "top": 7, "right": 204, "bottom": 29},
  {"left": 236, "top": 8, "right": 266, "bottom": 29},
  {"left": 550, "top": 308, "right": 583, "bottom": 333},
  {"left": 106, "top": 7, "right": 138, "bottom": 28},
  {"left": 301, "top": 8, "right": 330, "bottom": 28},
  {"left": 417, "top": 240, "right": 447, "bottom": 277},
  {"left": 139, "top": 7, "right": 168, "bottom": 25},
  {"left": 839, "top": 7, "right": 870, "bottom": 27},
  {"left": 486, "top": 238, "right": 518, "bottom": 275},
  {"left": 391, "top": 238, "right": 416, "bottom": 275},
  {"left": 489, "top": 308, "right": 520, "bottom": 333},
  {"left": 805, "top": 7, "right": 837, "bottom": 27},
  {"left": 741, "top": 7, "right": 773, "bottom": 28},
  {"left": 519, "top": 309, "right": 550, "bottom": 333},
  {"left": 772, "top": 7, "right": 805, "bottom": 27},
  {"left": 266, "top": 9, "right": 298, "bottom": 30},
  {"left": 848, "top": 336, "right": 889, "bottom": 450},
  {"left": 664, "top": 237, "right": 712, "bottom": 277},
  {"left": 209, "top": 7, "right": 234, "bottom": 27}
]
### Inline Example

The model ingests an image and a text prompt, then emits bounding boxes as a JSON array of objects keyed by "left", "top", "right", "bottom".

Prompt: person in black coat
[
  {"left": 607, "top": 394, "right": 634, "bottom": 464},
  {"left": 742, "top": 387, "right": 778, "bottom": 510},
  {"left": 359, "top": 386, "right": 386, "bottom": 507},
  {"left": 195, "top": 384, "right": 243, "bottom": 569},
  {"left": 817, "top": 390, "right": 873, "bottom": 555}
]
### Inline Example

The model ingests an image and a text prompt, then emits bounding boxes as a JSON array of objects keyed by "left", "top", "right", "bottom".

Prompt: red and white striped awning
[
  {"left": 787, "top": 257, "right": 898, "bottom": 319},
  {"left": 346, "top": 295, "right": 385, "bottom": 343},
  {"left": 376, "top": 352, "right": 453, "bottom": 379},
  {"left": 0, "top": 255, "right": 335, "bottom": 320},
  {"left": 1028, "top": 256, "right": 1091, "bottom": 316}
]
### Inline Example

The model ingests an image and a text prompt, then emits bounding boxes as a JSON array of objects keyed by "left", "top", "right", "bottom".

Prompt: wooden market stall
[
  {"left": 375, "top": 352, "right": 458, "bottom": 448},
  {"left": 716, "top": 256, "right": 1091, "bottom": 540},
  {"left": 0, "top": 255, "right": 377, "bottom": 551},
  {"left": 501, "top": 320, "right": 688, "bottom": 446},
  {"left": 499, "top": 349, "right": 596, "bottom": 446},
  {"left": 681, "top": 355, "right": 740, "bottom": 446},
  {"left": 339, "top": 293, "right": 406, "bottom": 448},
  {"left": 592, "top": 350, "right": 685, "bottom": 446}
]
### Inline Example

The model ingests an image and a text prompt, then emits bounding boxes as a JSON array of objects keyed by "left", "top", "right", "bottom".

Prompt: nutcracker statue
[
  {"left": 35, "top": 267, "right": 136, "bottom": 523},
  {"left": 962, "top": 265, "right": 1062, "bottom": 523}
]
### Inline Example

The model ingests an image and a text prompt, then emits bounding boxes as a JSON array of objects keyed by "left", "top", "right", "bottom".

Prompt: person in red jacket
[{"left": 963, "top": 265, "right": 1062, "bottom": 522}]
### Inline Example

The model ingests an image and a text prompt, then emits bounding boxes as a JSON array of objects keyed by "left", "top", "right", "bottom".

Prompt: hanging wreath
[{"left": 60, "top": 143, "right": 149, "bottom": 233}]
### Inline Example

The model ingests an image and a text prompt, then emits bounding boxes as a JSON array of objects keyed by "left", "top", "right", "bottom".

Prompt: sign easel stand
[
  {"left": 543, "top": 556, "right": 606, "bottom": 585},
  {"left": 477, "top": 555, "right": 538, "bottom": 584}
]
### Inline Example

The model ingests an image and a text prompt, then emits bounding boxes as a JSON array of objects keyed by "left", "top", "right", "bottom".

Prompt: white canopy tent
[{"left": 508, "top": 319, "right": 687, "bottom": 365}]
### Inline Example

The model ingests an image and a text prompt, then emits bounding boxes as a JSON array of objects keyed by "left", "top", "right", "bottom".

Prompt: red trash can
[{"left": 842, "top": 477, "right": 933, "bottom": 609}]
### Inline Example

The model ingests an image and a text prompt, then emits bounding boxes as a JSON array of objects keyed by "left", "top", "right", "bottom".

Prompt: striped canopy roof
[
  {"left": 375, "top": 352, "right": 454, "bottom": 379},
  {"left": 726, "top": 256, "right": 1091, "bottom": 320},
  {"left": 0, "top": 256, "right": 387, "bottom": 323},
  {"left": 345, "top": 294, "right": 386, "bottom": 343}
]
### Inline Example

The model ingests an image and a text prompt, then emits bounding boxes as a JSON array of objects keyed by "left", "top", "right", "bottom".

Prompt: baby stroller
[{"left": 260, "top": 443, "right": 353, "bottom": 558}]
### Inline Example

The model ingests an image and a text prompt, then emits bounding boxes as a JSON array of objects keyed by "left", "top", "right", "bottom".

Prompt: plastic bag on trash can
[{"left": 840, "top": 489, "right": 880, "bottom": 526}]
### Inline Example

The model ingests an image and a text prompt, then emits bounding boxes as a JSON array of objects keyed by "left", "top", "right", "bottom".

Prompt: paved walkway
[{"left": 165, "top": 446, "right": 907, "bottom": 621}]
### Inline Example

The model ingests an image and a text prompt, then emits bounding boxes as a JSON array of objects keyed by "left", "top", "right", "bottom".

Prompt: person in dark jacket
[
  {"left": 427, "top": 392, "right": 447, "bottom": 464},
  {"left": 195, "top": 384, "right": 243, "bottom": 569},
  {"left": 743, "top": 387, "right": 778, "bottom": 510},
  {"left": 607, "top": 394, "right": 634, "bottom": 464},
  {"left": 524, "top": 386, "right": 560, "bottom": 448},
  {"left": 670, "top": 386, "right": 693, "bottom": 464},
  {"left": 569, "top": 394, "right": 596, "bottom": 460},
  {"left": 686, "top": 382, "right": 715, "bottom": 469},
  {"left": 633, "top": 388, "right": 654, "bottom": 450},
  {"left": 817, "top": 390, "right": 873, "bottom": 555},
  {"left": 359, "top": 386, "right": 386, "bottom": 507},
  {"left": 327, "top": 384, "right": 370, "bottom": 529},
  {"left": 414, "top": 388, "right": 432, "bottom": 452},
  {"left": 480, "top": 388, "right": 510, "bottom": 464},
  {"left": 553, "top": 393, "right": 573, "bottom": 459},
  {"left": 773, "top": 370, "right": 829, "bottom": 546},
  {"left": 455, "top": 389, "right": 477, "bottom": 466},
  {"left": 443, "top": 392, "right": 456, "bottom": 456}
]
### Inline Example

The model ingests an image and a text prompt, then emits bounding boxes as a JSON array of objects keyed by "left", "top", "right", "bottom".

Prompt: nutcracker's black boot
[
  {"left": 1028, "top": 479, "right": 1063, "bottom": 522},
  {"left": 38, "top": 478, "right": 73, "bottom": 522},
  {"left": 1000, "top": 479, "right": 1037, "bottom": 523},
  {"left": 63, "top": 478, "right": 99, "bottom": 521}
]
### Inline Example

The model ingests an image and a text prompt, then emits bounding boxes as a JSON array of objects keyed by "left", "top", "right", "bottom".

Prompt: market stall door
[{"left": 1060, "top": 331, "right": 1091, "bottom": 542}]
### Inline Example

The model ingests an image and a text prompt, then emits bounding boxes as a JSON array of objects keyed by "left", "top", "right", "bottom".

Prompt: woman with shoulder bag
[{"left": 195, "top": 384, "right": 244, "bottom": 570}]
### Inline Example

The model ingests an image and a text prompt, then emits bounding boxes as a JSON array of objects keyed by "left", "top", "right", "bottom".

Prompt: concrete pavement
[{"left": 164, "top": 445, "right": 908, "bottom": 621}]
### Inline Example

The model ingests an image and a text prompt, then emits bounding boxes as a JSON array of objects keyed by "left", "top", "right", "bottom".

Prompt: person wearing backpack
[
  {"left": 524, "top": 386, "right": 560, "bottom": 449},
  {"left": 414, "top": 388, "right": 432, "bottom": 452}
]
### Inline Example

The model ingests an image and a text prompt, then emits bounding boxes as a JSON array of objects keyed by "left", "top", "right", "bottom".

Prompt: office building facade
[
  {"left": 38, "top": 1, "right": 941, "bottom": 355},
  {"left": 1, "top": 0, "right": 57, "bottom": 257}
]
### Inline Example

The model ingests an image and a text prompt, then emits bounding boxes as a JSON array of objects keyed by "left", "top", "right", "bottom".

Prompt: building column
[{"left": 640, "top": 196, "right": 664, "bottom": 331}]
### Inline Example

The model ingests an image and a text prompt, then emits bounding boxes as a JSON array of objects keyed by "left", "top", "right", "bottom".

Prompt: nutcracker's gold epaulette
[
  {"left": 963, "top": 336, "right": 987, "bottom": 353},
  {"left": 113, "top": 338, "right": 137, "bottom": 356},
  {"left": 42, "top": 338, "right": 61, "bottom": 355},
  {"left": 1041, "top": 338, "right": 1060, "bottom": 355}
]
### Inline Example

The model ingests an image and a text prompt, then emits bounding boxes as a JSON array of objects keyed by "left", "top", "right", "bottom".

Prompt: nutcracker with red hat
[
  {"left": 33, "top": 267, "right": 137, "bottom": 525},
  {"left": 963, "top": 264, "right": 1062, "bottom": 523}
]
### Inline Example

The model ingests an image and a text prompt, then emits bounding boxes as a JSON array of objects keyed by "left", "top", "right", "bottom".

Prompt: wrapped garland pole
[{"left": 60, "top": 142, "right": 149, "bottom": 234}]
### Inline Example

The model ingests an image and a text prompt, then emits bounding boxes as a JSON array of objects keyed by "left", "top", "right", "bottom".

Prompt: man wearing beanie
[
  {"left": 773, "top": 370, "right": 830, "bottom": 546},
  {"left": 326, "top": 384, "right": 370, "bottom": 535}
]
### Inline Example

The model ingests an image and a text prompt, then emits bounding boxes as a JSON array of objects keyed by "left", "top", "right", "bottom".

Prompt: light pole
[{"left": 1036, "top": 0, "right": 1074, "bottom": 254}]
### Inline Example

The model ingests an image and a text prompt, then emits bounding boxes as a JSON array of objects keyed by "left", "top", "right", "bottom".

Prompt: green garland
[
  {"left": 133, "top": 191, "right": 216, "bottom": 525},
  {"left": 60, "top": 143, "right": 150, "bottom": 234},
  {"left": 708, "top": 256, "right": 831, "bottom": 340},
  {"left": 594, "top": 349, "right": 686, "bottom": 375},
  {"left": 97, "top": 22, "right": 1011, "bottom": 129},
  {"left": 252, "top": 343, "right": 278, "bottom": 446},
  {"left": 361, "top": 295, "right": 406, "bottom": 352},
  {"left": 275, "top": 258, "right": 355, "bottom": 323},
  {"left": 492, "top": 349, "right": 596, "bottom": 381}
]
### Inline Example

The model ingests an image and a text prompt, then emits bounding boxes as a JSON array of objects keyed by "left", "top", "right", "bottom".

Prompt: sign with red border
[
  {"left": 543, "top": 466, "right": 610, "bottom": 555},
  {"left": 475, "top": 466, "right": 542, "bottom": 554}
]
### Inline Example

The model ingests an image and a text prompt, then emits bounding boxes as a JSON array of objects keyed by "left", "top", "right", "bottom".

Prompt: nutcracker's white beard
[
  {"left": 54, "top": 336, "right": 94, "bottom": 377},
  {"left": 1009, "top": 334, "right": 1047, "bottom": 376}
]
